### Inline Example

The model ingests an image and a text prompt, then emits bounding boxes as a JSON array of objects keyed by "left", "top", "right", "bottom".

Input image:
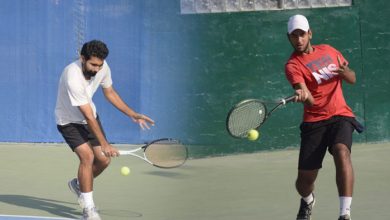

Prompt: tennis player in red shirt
[{"left": 285, "top": 15, "right": 363, "bottom": 220}]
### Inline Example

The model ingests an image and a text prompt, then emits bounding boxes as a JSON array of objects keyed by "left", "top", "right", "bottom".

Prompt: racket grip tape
[{"left": 283, "top": 95, "right": 297, "bottom": 104}]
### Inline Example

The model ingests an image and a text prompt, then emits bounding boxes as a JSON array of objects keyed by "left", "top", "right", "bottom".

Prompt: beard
[
  {"left": 82, "top": 62, "right": 98, "bottom": 79},
  {"left": 294, "top": 41, "right": 311, "bottom": 54},
  {"left": 83, "top": 70, "right": 98, "bottom": 78}
]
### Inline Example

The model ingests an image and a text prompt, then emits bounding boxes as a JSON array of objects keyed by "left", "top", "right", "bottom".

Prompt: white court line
[{"left": 0, "top": 215, "right": 76, "bottom": 220}]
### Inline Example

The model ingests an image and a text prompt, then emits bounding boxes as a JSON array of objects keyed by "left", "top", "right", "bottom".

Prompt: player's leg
[
  {"left": 295, "top": 170, "right": 318, "bottom": 220},
  {"left": 296, "top": 121, "right": 328, "bottom": 220},
  {"left": 57, "top": 123, "right": 101, "bottom": 219},
  {"left": 87, "top": 116, "right": 111, "bottom": 178},
  {"left": 328, "top": 116, "right": 355, "bottom": 220},
  {"left": 74, "top": 143, "right": 101, "bottom": 220},
  {"left": 91, "top": 145, "right": 111, "bottom": 178},
  {"left": 296, "top": 169, "right": 318, "bottom": 198},
  {"left": 331, "top": 143, "right": 353, "bottom": 220},
  {"left": 57, "top": 123, "right": 90, "bottom": 197},
  {"left": 331, "top": 143, "right": 354, "bottom": 196},
  {"left": 74, "top": 143, "right": 95, "bottom": 193},
  {"left": 73, "top": 117, "right": 109, "bottom": 219}
]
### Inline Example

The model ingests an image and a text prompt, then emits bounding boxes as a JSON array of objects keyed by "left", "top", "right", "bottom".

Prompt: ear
[
  {"left": 80, "top": 55, "right": 87, "bottom": 63},
  {"left": 308, "top": 29, "right": 313, "bottom": 40}
]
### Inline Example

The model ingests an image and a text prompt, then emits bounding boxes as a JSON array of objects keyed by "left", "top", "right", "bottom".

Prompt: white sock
[
  {"left": 339, "top": 196, "right": 352, "bottom": 216},
  {"left": 303, "top": 193, "right": 314, "bottom": 204},
  {"left": 80, "top": 192, "right": 95, "bottom": 209}
]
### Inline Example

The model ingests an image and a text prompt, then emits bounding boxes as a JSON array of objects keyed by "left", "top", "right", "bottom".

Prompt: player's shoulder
[
  {"left": 285, "top": 52, "right": 300, "bottom": 66},
  {"left": 62, "top": 60, "right": 83, "bottom": 82},
  {"left": 102, "top": 60, "right": 110, "bottom": 71},
  {"left": 64, "top": 60, "right": 82, "bottom": 73},
  {"left": 285, "top": 54, "right": 302, "bottom": 76}
]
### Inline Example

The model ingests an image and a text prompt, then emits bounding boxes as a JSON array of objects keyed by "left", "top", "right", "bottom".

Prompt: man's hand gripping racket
[{"left": 226, "top": 95, "right": 296, "bottom": 139}]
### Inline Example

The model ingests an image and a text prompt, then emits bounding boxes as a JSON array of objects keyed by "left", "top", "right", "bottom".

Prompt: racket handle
[
  {"left": 282, "top": 95, "right": 297, "bottom": 104},
  {"left": 118, "top": 150, "right": 131, "bottom": 155}
]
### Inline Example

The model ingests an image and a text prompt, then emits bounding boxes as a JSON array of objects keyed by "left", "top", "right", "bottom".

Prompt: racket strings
[
  {"left": 228, "top": 101, "right": 266, "bottom": 137},
  {"left": 145, "top": 141, "right": 187, "bottom": 168}
]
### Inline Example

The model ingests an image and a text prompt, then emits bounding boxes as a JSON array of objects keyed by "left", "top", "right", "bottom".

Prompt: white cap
[{"left": 288, "top": 14, "right": 310, "bottom": 34}]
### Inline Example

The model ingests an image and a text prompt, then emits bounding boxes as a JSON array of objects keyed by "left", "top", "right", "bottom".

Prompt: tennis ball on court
[
  {"left": 120, "top": 166, "right": 130, "bottom": 176},
  {"left": 247, "top": 129, "right": 259, "bottom": 141}
]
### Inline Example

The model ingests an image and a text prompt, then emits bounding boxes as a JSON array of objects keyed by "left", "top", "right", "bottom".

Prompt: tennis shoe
[
  {"left": 338, "top": 214, "right": 351, "bottom": 220},
  {"left": 82, "top": 206, "right": 101, "bottom": 220},
  {"left": 296, "top": 194, "right": 315, "bottom": 220},
  {"left": 68, "top": 178, "right": 81, "bottom": 197}
]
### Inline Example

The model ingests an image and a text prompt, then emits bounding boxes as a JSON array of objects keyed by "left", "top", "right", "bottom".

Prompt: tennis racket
[
  {"left": 226, "top": 95, "right": 296, "bottom": 138},
  {"left": 118, "top": 138, "right": 188, "bottom": 168}
]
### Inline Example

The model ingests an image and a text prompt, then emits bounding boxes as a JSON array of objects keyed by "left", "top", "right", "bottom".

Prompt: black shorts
[
  {"left": 57, "top": 116, "right": 106, "bottom": 151},
  {"left": 298, "top": 116, "right": 362, "bottom": 170}
]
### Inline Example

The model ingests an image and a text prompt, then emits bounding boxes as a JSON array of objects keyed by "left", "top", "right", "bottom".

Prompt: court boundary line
[{"left": 0, "top": 214, "right": 76, "bottom": 220}]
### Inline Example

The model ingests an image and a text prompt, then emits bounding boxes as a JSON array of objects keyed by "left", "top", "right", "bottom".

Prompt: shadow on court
[
  {"left": 0, "top": 195, "right": 79, "bottom": 219},
  {"left": 143, "top": 170, "right": 189, "bottom": 179},
  {"left": 99, "top": 209, "right": 143, "bottom": 218}
]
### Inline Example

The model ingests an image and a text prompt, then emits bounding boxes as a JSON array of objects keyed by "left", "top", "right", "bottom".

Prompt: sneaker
[
  {"left": 338, "top": 214, "right": 351, "bottom": 220},
  {"left": 296, "top": 195, "right": 315, "bottom": 220},
  {"left": 68, "top": 178, "right": 81, "bottom": 197},
  {"left": 82, "top": 206, "right": 101, "bottom": 220}
]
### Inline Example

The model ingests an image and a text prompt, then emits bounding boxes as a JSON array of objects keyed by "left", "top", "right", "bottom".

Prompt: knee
[
  {"left": 96, "top": 155, "right": 111, "bottom": 168},
  {"left": 296, "top": 176, "right": 315, "bottom": 187},
  {"left": 79, "top": 151, "right": 95, "bottom": 166},
  {"left": 102, "top": 157, "right": 111, "bottom": 167},
  {"left": 332, "top": 144, "right": 351, "bottom": 160},
  {"left": 296, "top": 170, "right": 318, "bottom": 186}
]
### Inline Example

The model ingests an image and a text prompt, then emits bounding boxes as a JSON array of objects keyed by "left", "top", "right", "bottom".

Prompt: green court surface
[{"left": 0, "top": 142, "right": 388, "bottom": 220}]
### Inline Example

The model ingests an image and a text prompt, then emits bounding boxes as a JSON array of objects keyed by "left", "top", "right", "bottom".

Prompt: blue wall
[{"left": 0, "top": 0, "right": 187, "bottom": 143}]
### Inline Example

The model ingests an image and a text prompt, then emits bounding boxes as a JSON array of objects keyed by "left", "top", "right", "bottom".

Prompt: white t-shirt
[{"left": 55, "top": 60, "right": 113, "bottom": 125}]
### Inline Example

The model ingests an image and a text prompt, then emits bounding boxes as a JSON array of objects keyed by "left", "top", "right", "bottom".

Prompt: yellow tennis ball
[
  {"left": 120, "top": 166, "right": 130, "bottom": 176},
  {"left": 247, "top": 129, "right": 259, "bottom": 141}
]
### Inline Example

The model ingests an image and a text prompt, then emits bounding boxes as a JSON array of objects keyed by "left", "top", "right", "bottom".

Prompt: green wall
[
  {"left": 358, "top": 0, "right": 390, "bottom": 142},
  {"left": 146, "top": 0, "right": 390, "bottom": 157}
]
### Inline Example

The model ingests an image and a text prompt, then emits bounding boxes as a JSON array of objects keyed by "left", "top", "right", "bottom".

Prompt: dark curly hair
[{"left": 80, "top": 40, "right": 109, "bottom": 60}]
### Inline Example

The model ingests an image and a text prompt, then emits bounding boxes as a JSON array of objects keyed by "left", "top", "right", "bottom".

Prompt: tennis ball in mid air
[
  {"left": 247, "top": 129, "right": 259, "bottom": 141},
  {"left": 120, "top": 166, "right": 130, "bottom": 176}
]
